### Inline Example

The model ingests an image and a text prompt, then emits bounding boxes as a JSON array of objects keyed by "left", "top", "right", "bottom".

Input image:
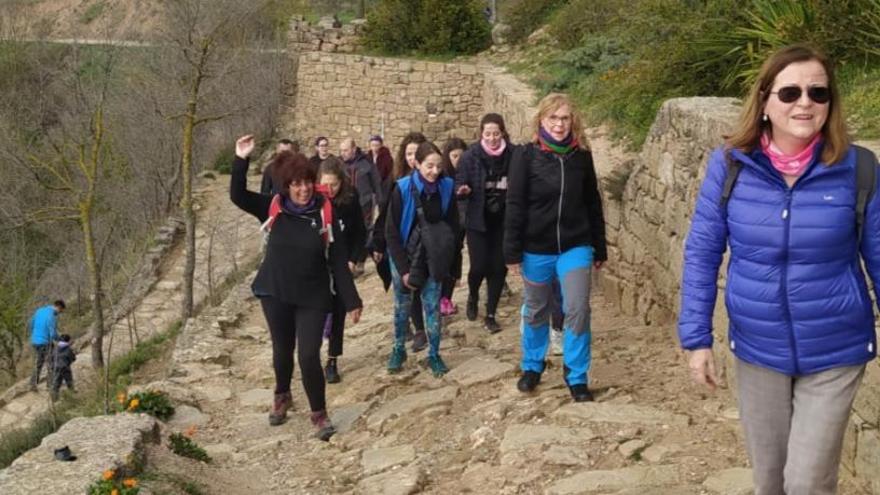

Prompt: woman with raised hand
[
  {"left": 229, "top": 135, "right": 362, "bottom": 440},
  {"left": 385, "top": 141, "right": 460, "bottom": 376},
  {"left": 504, "top": 93, "right": 607, "bottom": 403},
  {"left": 679, "top": 44, "right": 880, "bottom": 494}
]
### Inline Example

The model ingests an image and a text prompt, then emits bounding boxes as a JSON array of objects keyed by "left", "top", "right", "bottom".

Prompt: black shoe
[
  {"left": 411, "top": 330, "right": 428, "bottom": 352},
  {"left": 517, "top": 371, "right": 542, "bottom": 393},
  {"left": 466, "top": 295, "right": 478, "bottom": 321},
  {"left": 325, "top": 359, "right": 341, "bottom": 384},
  {"left": 484, "top": 315, "right": 502, "bottom": 334},
  {"left": 569, "top": 384, "right": 594, "bottom": 402}
]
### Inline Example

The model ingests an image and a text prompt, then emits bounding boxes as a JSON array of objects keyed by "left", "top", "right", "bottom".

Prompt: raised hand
[{"left": 235, "top": 135, "right": 255, "bottom": 159}]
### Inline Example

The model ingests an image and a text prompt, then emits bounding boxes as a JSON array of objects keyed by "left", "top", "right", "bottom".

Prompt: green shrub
[
  {"left": 212, "top": 146, "right": 235, "bottom": 174},
  {"left": 503, "top": 0, "right": 564, "bottom": 44},
  {"left": 364, "top": 0, "right": 489, "bottom": 55},
  {"left": 0, "top": 412, "right": 67, "bottom": 469},
  {"left": 546, "top": 0, "right": 626, "bottom": 49},
  {"left": 168, "top": 432, "right": 212, "bottom": 463},
  {"left": 418, "top": 0, "right": 490, "bottom": 54}
]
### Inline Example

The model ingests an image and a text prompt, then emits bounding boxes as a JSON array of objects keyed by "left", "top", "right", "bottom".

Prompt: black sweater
[
  {"left": 230, "top": 156, "right": 362, "bottom": 312},
  {"left": 504, "top": 143, "right": 607, "bottom": 264},
  {"left": 384, "top": 183, "right": 460, "bottom": 275}
]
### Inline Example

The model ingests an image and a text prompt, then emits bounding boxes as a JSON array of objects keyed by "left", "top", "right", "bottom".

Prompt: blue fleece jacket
[{"left": 29, "top": 305, "right": 59, "bottom": 346}]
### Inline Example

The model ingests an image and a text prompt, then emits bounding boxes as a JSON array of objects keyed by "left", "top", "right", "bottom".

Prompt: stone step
[{"left": 546, "top": 465, "right": 681, "bottom": 494}]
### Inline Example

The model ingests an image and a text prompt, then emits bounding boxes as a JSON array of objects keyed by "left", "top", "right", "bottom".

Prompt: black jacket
[
  {"left": 384, "top": 182, "right": 460, "bottom": 276},
  {"left": 504, "top": 143, "right": 607, "bottom": 264},
  {"left": 455, "top": 142, "right": 514, "bottom": 232},
  {"left": 53, "top": 344, "right": 76, "bottom": 371},
  {"left": 334, "top": 195, "right": 367, "bottom": 264},
  {"left": 230, "top": 156, "right": 362, "bottom": 312}
]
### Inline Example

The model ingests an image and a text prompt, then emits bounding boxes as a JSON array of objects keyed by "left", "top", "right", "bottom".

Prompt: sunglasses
[{"left": 769, "top": 85, "right": 831, "bottom": 104}]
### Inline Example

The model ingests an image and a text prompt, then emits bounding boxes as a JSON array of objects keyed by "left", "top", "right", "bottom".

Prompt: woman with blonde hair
[
  {"left": 679, "top": 44, "right": 880, "bottom": 494},
  {"left": 504, "top": 93, "right": 607, "bottom": 403}
]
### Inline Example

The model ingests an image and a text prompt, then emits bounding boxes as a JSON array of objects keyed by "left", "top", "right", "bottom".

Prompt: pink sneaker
[{"left": 440, "top": 297, "right": 454, "bottom": 316}]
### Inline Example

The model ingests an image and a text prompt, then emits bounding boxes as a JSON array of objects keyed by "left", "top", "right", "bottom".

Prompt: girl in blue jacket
[{"left": 679, "top": 44, "right": 880, "bottom": 494}]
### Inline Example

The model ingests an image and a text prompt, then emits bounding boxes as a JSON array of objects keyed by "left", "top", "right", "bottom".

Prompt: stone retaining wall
[{"left": 291, "top": 52, "right": 485, "bottom": 151}]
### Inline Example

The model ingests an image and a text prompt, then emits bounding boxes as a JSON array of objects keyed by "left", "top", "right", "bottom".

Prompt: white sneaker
[{"left": 550, "top": 328, "right": 563, "bottom": 356}]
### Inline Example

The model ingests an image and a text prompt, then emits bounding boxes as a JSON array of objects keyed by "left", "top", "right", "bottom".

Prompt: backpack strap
[
  {"left": 719, "top": 150, "right": 742, "bottom": 210},
  {"left": 854, "top": 145, "right": 878, "bottom": 246},
  {"left": 260, "top": 194, "right": 284, "bottom": 234}
]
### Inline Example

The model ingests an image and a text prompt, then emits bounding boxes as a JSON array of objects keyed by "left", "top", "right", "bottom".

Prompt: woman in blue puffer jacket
[{"left": 679, "top": 44, "right": 880, "bottom": 495}]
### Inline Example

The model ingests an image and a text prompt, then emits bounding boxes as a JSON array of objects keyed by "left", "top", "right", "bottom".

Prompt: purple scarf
[
  {"left": 416, "top": 171, "right": 438, "bottom": 194},
  {"left": 283, "top": 195, "right": 317, "bottom": 215}
]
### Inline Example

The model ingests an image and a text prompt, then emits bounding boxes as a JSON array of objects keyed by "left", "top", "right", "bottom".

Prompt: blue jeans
[
  {"left": 390, "top": 260, "right": 442, "bottom": 357},
  {"left": 520, "top": 246, "right": 594, "bottom": 386}
]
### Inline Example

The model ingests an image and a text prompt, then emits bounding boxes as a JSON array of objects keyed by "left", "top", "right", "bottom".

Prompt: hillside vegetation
[{"left": 500, "top": 0, "right": 880, "bottom": 147}]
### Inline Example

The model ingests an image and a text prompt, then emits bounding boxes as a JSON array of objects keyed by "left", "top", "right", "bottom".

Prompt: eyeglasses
[{"left": 769, "top": 85, "right": 831, "bottom": 104}]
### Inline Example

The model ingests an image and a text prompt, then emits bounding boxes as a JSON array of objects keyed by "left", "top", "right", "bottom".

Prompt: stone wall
[
  {"left": 482, "top": 68, "right": 537, "bottom": 143},
  {"left": 290, "top": 52, "right": 485, "bottom": 152},
  {"left": 287, "top": 16, "right": 366, "bottom": 54},
  {"left": 599, "top": 97, "right": 880, "bottom": 490}
]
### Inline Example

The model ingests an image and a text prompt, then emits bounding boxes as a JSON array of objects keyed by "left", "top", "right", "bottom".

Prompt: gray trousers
[
  {"left": 736, "top": 358, "right": 865, "bottom": 495},
  {"left": 30, "top": 344, "right": 52, "bottom": 387}
]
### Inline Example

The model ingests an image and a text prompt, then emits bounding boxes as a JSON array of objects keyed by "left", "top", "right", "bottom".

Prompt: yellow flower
[
  {"left": 116, "top": 392, "right": 126, "bottom": 405},
  {"left": 102, "top": 469, "right": 114, "bottom": 480},
  {"left": 111, "top": 489, "right": 119, "bottom": 495},
  {"left": 123, "top": 478, "right": 137, "bottom": 488},
  {"left": 128, "top": 398, "right": 140, "bottom": 410}
]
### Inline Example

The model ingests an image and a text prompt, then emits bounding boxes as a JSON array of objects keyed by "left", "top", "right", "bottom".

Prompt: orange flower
[
  {"left": 102, "top": 469, "right": 114, "bottom": 481},
  {"left": 184, "top": 425, "right": 197, "bottom": 438},
  {"left": 128, "top": 398, "right": 140, "bottom": 410},
  {"left": 116, "top": 392, "right": 126, "bottom": 405},
  {"left": 123, "top": 478, "right": 137, "bottom": 488},
  {"left": 111, "top": 489, "right": 119, "bottom": 495}
]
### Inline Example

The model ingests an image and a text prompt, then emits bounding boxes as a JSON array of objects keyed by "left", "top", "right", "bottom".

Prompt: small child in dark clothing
[{"left": 51, "top": 334, "right": 76, "bottom": 401}]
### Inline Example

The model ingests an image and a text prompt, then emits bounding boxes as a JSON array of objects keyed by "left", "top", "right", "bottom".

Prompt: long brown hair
[
  {"left": 725, "top": 44, "right": 848, "bottom": 165},
  {"left": 531, "top": 92, "right": 590, "bottom": 150},
  {"left": 393, "top": 131, "right": 427, "bottom": 180},
  {"left": 317, "top": 157, "right": 356, "bottom": 205}
]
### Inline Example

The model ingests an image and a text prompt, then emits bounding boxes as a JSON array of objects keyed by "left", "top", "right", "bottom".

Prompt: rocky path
[
  {"left": 0, "top": 172, "right": 263, "bottom": 434},
  {"left": 162, "top": 257, "right": 762, "bottom": 494}
]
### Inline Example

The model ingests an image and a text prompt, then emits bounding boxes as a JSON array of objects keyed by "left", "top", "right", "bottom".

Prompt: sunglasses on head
[{"left": 769, "top": 85, "right": 831, "bottom": 104}]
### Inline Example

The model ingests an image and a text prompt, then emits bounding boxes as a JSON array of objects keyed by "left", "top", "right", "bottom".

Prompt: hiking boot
[
  {"left": 427, "top": 355, "right": 449, "bottom": 377},
  {"left": 325, "top": 358, "right": 341, "bottom": 384},
  {"left": 569, "top": 384, "right": 594, "bottom": 403},
  {"left": 268, "top": 392, "right": 292, "bottom": 426},
  {"left": 411, "top": 329, "right": 428, "bottom": 352},
  {"left": 517, "top": 371, "right": 542, "bottom": 393},
  {"left": 484, "top": 315, "right": 502, "bottom": 334},
  {"left": 550, "top": 328, "right": 564, "bottom": 356},
  {"left": 466, "top": 295, "right": 478, "bottom": 321},
  {"left": 387, "top": 346, "right": 407, "bottom": 373},
  {"left": 310, "top": 410, "right": 337, "bottom": 441}
]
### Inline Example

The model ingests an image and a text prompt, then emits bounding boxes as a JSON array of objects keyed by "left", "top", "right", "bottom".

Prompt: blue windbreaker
[
  {"left": 678, "top": 145, "right": 880, "bottom": 375},
  {"left": 29, "top": 305, "right": 59, "bottom": 346}
]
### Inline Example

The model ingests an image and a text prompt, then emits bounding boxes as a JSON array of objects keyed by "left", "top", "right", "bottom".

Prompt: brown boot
[
  {"left": 268, "top": 392, "right": 292, "bottom": 426},
  {"left": 310, "top": 410, "right": 337, "bottom": 441}
]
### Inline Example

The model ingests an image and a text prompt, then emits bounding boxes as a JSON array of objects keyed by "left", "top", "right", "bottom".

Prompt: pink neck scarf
[
  {"left": 481, "top": 138, "right": 506, "bottom": 157},
  {"left": 760, "top": 132, "right": 822, "bottom": 177}
]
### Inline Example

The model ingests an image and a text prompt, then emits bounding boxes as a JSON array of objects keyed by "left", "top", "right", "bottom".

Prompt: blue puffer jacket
[{"left": 678, "top": 144, "right": 880, "bottom": 376}]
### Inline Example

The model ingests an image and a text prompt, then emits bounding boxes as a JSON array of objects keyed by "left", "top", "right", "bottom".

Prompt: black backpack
[{"left": 720, "top": 145, "right": 879, "bottom": 244}]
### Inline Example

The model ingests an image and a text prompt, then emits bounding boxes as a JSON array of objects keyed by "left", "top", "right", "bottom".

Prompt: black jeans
[
  {"left": 466, "top": 223, "right": 507, "bottom": 316},
  {"left": 259, "top": 297, "right": 327, "bottom": 412},
  {"left": 30, "top": 344, "right": 52, "bottom": 387}
]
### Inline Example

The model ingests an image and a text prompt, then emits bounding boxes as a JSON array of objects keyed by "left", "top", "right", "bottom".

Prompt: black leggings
[
  {"left": 328, "top": 296, "right": 345, "bottom": 358},
  {"left": 260, "top": 297, "right": 326, "bottom": 412},
  {"left": 466, "top": 223, "right": 507, "bottom": 316},
  {"left": 441, "top": 229, "right": 465, "bottom": 299},
  {"left": 411, "top": 290, "right": 424, "bottom": 331}
]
